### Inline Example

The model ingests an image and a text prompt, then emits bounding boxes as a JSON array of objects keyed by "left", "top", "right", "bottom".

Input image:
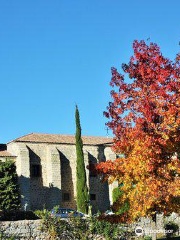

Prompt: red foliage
[{"left": 94, "top": 40, "right": 180, "bottom": 222}]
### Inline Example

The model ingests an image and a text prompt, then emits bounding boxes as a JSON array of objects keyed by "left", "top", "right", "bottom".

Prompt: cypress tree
[{"left": 75, "top": 105, "right": 89, "bottom": 214}]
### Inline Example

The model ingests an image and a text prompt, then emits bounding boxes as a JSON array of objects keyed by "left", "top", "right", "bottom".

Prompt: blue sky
[{"left": 0, "top": 0, "right": 179, "bottom": 143}]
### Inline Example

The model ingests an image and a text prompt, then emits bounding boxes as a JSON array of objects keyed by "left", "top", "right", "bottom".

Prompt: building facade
[{"left": 0, "top": 133, "right": 117, "bottom": 213}]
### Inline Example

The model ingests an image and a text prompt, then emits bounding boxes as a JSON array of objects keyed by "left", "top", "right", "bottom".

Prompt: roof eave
[{"left": 12, "top": 140, "right": 113, "bottom": 146}]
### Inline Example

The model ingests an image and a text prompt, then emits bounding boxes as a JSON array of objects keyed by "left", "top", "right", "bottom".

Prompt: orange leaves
[{"left": 95, "top": 40, "right": 180, "bottom": 222}]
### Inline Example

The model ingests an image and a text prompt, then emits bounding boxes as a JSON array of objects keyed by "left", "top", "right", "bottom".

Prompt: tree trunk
[{"left": 151, "top": 213, "right": 157, "bottom": 240}]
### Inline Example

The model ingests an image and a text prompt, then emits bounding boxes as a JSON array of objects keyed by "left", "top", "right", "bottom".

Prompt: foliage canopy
[
  {"left": 0, "top": 159, "right": 21, "bottom": 211},
  {"left": 94, "top": 40, "right": 180, "bottom": 222}
]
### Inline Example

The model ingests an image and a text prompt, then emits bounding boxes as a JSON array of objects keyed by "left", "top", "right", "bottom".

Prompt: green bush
[
  {"left": 144, "top": 236, "right": 152, "bottom": 240},
  {"left": 0, "top": 159, "right": 21, "bottom": 211},
  {"left": 89, "top": 216, "right": 120, "bottom": 240},
  {"left": 36, "top": 208, "right": 125, "bottom": 240},
  {"left": 0, "top": 210, "right": 39, "bottom": 221},
  {"left": 164, "top": 221, "right": 179, "bottom": 238},
  {"left": 112, "top": 187, "right": 122, "bottom": 203},
  {"left": 35, "top": 209, "right": 86, "bottom": 239},
  {"left": 112, "top": 187, "right": 129, "bottom": 215}
]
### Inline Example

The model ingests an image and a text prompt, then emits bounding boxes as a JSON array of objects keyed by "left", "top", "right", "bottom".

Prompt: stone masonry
[
  {"left": 2, "top": 133, "right": 117, "bottom": 213},
  {"left": 1, "top": 213, "right": 180, "bottom": 239},
  {"left": 0, "top": 220, "right": 47, "bottom": 240}
]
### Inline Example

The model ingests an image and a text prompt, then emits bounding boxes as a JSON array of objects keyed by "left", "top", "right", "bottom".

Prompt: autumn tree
[
  {"left": 94, "top": 40, "right": 180, "bottom": 236},
  {"left": 75, "top": 105, "right": 89, "bottom": 214}
]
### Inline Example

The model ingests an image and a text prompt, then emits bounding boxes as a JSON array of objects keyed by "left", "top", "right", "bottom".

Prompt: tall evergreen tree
[
  {"left": 0, "top": 159, "right": 21, "bottom": 211},
  {"left": 75, "top": 105, "right": 89, "bottom": 214}
]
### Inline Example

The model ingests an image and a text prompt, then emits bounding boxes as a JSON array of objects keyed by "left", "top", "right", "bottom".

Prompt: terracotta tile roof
[
  {"left": 0, "top": 151, "right": 16, "bottom": 157},
  {"left": 9, "top": 133, "right": 113, "bottom": 145}
]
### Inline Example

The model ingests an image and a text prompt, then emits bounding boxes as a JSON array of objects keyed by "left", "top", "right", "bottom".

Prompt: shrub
[
  {"left": 0, "top": 159, "right": 21, "bottom": 211},
  {"left": 36, "top": 208, "right": 126, "bottom": 240},
  {"left": 164, "top": 221, "right": 179, "bottom": 238},
  {"left": 112, "top": 187, "right": 129, "bottom": 215},
  {"left": 0, "top": 210, "right": 39, "bottom": 221},
  {"left": 89, "top": 216, "right": 120, "bottom": 240},
  {"left": 144, "top": 236, "right": 152, "bottom": 240},
  {"left": 112, "top": 187, "right": 122, "bottom": 203},
  {"left": 35, "top": 209, "right": 72, "bottom": 239}
]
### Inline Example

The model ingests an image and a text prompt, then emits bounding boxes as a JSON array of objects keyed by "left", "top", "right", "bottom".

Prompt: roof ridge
[
  {"left": 19, "top": 132, "right": 112, "bottom": 138},
  {"left": 7, "top": 133, "right": 113, "bottom": 145},
  {"left": 8, "top": 133, "right": 34, "bottom": 144}
]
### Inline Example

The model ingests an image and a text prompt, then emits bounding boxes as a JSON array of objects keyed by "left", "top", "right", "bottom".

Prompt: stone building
[{"left": 0, "top": 133, "right": 117, "bottom": 213}]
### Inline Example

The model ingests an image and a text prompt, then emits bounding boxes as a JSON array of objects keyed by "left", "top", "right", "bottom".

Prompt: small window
[
  {"left": 31, "top": 165, "right": 41, "bottom": 177},
  {"left": 63, "top": 193, "right": 70, "bottom": 202},
  {"left": 90, "top": 194, "right": 96, "bottom": 201}
]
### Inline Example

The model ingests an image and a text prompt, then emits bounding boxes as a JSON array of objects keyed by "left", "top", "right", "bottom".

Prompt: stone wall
[
  {"left": 1, "top": 214, "right": 180, "bottom": 240},
  {"left": 131, "top": 213, "right": 180, "bottom": 237},
  {"left": 7, "top": 142, "right": 117, "bottom": 213},
  {"left": 0, "top": 220, "right": 47, "bottom": 240}
]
